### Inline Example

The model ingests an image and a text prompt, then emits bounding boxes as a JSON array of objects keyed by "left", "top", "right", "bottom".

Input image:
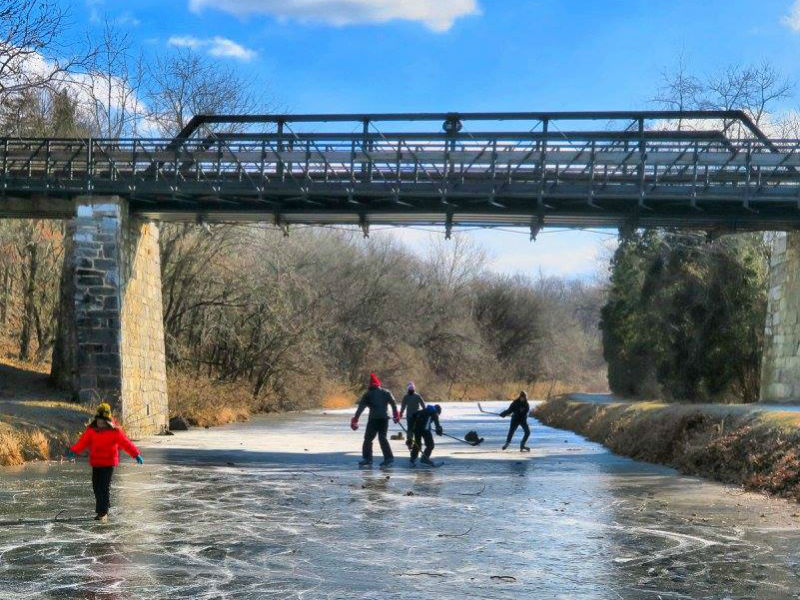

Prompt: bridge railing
[
  {"left": 3, "top": 111, "right": 800, "bottom": 228},
  {"left": 0, "top": 133, "right": 797, "bottom": 183}
]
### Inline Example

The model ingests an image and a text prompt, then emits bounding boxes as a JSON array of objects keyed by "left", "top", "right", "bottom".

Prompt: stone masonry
[
  {"left": 69, "top": 196, "right": 168, "bottom": 437},
  {"left": 761, "top": 232, "right": 800, "bottom": 402},
  {"left": 119, "top": 214, "right": 169, "bottom": 436}
]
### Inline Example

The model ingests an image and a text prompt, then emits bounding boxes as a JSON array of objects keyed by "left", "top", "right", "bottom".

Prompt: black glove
[{"left": 435, "top": 427, "right": 443, "bottom": 436}]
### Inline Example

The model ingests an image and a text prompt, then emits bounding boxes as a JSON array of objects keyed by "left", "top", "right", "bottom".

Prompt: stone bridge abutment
[
  {"left": 761, "top": 232, "right": 800, "bottom": 403},
  {"left": 52, "top": 196, "right": 168, "bottom": 437}
]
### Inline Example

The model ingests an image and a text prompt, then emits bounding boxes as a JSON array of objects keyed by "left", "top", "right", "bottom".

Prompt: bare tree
[
  {"left": 652, "top": 51, "right": 702, "bottom": 129},
  {"left": 82, "top": 17, "right": 144, "bottom": 137},
  {"left": 746, "top": 61, "right": 794, "bottom": 125},
  {"left": 772, "top": 110, "right": 800, "bottom": 138},
  {"left": 703, "top": 61, "right": 793, "bottom": 136},
  {"left": 653, "top": 56, "right": 794, "bottom": 137},
  {"left": 144, "top": 49, "right": 268, "bottom": 136},
  {"left": 0, "top": 0, "right": 87, "bottom": 99}
]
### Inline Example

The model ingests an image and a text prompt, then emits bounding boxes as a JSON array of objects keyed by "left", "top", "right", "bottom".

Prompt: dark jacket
[
  {"left": 400, "top": 392, "right": 425, "bottom": 417},
  {"left": 355, "top": 386, "right": 398, "bottom": 421},
  {"left": 410, "top": 405, "right": 442, "bottom": 434},
  {"left": 501, "top": 397, "right": 530, "bottom": 421}
]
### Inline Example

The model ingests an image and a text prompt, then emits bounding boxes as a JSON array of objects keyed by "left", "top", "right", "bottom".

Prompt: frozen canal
[{"left": 2, "top": 402, "right": 800, "bottom": 599}]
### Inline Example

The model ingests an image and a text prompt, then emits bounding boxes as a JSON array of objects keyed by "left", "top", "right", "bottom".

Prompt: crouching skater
[
  {"left": 407, "top": 404, "right": 442, "bottom": 467},
  {"left": 500, "top": 391, "right": 531, "bottom": 452},
  {"left": 351, "top": 373, "right": 399, "bottom": 467},
  {"left": 67, "top": 402, "right": 143, "bottom": 522}
]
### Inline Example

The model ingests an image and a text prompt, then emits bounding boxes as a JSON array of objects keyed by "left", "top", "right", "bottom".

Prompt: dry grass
[
  {"left": 535, "top": 395, "right": 800, "bottom": 501},
  {"left": 168, "top": 371, "right": 253, "bottom": 427},
  {"left": 322, "top": 391, "right": 356, "bottom": 410},
  {"left": 320, "top": 378, "right": 608, "bottom": 410},
  {"left": 0, "top": 356, "right": 91, "bottom": 466},
  {"left": 0, "top": 424, "right": 86, "bottom": 466},
  {"left": 323, "top": 377, "right": 611, "bottom": 409},
  {"left": 445, "top": 377, "right": 608, "bottom": 403},
  {"left": 0, "top": 430, "right": 24, "bottom": 466},
  {"left": 20, "top": 429, "right": 50, "bottom": 460}
]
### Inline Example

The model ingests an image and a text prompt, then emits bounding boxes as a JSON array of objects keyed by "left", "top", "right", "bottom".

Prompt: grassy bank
[
  {"left": 0, "top": 358, "right": 92, "bottom": 466},
  {"left": 0, "top": 402, "right": 90, "bottom": 466},
  {"left": 534, "top": 395, "right": 800, "bottom": 501}
]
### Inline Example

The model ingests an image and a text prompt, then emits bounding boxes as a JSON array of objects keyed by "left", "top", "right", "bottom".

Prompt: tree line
[
  {"left": 0, "top": 218, "right": 607, "bottom": 406},
  {"left": 160, "top": 227, "right": 605, "bottom": 407}
]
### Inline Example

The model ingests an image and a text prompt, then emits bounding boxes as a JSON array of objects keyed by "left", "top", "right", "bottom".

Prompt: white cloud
[
  {"left": 168, "top": 35, "right": 204, "bottom": 49},
  {"left": 188, "top": 0, "right": 480, "bottom": 32},
  {"left": 116, "top": 11, "right": 141, "bottom": 27},
  {"left": 85, "top": 0, "right": 140, "bottom": 27},
  {"left": 782, "top": 0, "right": 800, "bottom": 31},
  {"left": 167, "top": 35, "right": 257, "bottom": 60},
  {"left": 207, "top": 36, "right": 257, "bottom": 59}
]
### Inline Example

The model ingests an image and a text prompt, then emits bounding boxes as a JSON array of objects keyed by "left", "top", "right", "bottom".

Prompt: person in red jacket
[{"left": 67, "top": 402, "right": 143, "bottom": 522}]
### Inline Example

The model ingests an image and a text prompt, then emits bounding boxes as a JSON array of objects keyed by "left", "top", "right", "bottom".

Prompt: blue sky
[{"left": 73, "top": 0, "right": 800, "bottom": 278}]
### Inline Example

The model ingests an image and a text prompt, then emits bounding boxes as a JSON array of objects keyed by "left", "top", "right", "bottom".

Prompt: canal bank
[{"left": 534, "top": 394, "right": 800, "bottom": 502}]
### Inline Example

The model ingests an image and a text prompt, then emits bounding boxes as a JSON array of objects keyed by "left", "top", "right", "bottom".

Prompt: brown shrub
[
  {"left": 0, "top": 432, "right": 24, "bottom": 466},
  {"left": 20, "top": 429, "right": 50, "bottom": 461},
  {"left": 321, "top": 382, "right": 356, "bottom": 410},
  {"left": 168, "top": 370, "right": 254, "bottom": 427}
]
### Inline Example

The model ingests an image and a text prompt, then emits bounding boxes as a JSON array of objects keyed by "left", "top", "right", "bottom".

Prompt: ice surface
[{"left": 2, "top": 402, "right": 800, "bottom": 599}]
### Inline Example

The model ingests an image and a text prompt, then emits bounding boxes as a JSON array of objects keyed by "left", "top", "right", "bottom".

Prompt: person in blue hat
[{"left": 407, "top": 404, "right": 442, "bottom": 467}]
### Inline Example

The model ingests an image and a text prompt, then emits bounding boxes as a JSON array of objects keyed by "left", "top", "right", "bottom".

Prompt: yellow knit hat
[{"left": 96, "top": 402, "right": 112, "bottom": 419}]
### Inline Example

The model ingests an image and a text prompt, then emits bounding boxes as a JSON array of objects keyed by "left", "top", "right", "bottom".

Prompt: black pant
[
  {"left": 405, "top": 414, "right": 416, "bottom": 436},
  {"left": 505, "top": 417, "right": 530, "bottom": 448},
  {"left": 92, "top": 466, "right": 114, "bottom": 515},
  {"left": 363, "top": 418, "right": 393, "bottom": 461},
  {"left": 410, "top": 429, "right": 434, "bottom": 460}
]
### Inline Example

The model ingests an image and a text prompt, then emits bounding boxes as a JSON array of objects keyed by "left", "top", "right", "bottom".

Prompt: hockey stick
[
  {"left": 440, "top": 430, "right": 483, "bottom": 446},
  {"left": 477, "top": 402, "right": 503, "bottom": 417}
]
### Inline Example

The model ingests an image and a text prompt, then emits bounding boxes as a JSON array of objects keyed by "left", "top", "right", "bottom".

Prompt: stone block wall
[
  {"left": 67, "top": 196, "right": 168, "bottom": 437},
  {"left": 71, "top": 198, "right": 125, "bottom": 407},
  {"left": 120, "top": 217, "right": 169, "bottom": 437},
  {"left": 761, "top": 232, "right": 800, "bottom": 402}
]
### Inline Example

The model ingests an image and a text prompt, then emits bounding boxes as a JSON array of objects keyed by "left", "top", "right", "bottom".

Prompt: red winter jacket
[{"left": 70, "top": 421, "right": 140, "bottom": 467}]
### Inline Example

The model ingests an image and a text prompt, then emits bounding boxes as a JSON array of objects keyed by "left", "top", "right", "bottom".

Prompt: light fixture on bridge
[{"left": 442, "top": 114, "right": 463, "bottom": 134}]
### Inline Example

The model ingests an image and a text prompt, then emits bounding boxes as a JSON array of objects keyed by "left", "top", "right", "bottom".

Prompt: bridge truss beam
[{"left": 2, "top": 110, "right": 800, "bottom": 229}]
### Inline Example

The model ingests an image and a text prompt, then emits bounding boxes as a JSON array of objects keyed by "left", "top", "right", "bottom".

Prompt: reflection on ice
[{"left": 2, "top": 402, "right": 800, "bottom": 599}]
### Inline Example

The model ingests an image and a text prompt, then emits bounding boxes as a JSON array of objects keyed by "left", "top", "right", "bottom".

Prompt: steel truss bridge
[{"left": 3, "top": 110, "right": 800, "bottom": 233}]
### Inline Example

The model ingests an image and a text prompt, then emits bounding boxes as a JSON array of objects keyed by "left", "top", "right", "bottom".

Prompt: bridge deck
[{"left": 3, "top": 110, "right": 800, "bottom": 229}]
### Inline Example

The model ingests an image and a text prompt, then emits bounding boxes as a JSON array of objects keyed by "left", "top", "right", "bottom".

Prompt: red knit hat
[{"left": 369, "top": 373, "right": 381, "bottom": 388}]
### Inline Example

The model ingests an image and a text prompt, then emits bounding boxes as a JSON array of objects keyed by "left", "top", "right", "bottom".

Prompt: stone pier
[
  {"left": 761, "top": 232, "right": 800, "bottom": 403},
  {"left": 57, "top": 196, "right": 168, "bottom": 437}
]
